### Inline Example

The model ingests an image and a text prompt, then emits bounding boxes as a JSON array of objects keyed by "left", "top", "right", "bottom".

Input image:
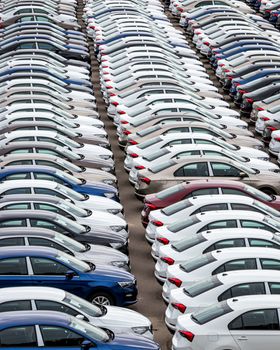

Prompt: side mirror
[
  {"left": 239, "top": 172, "right": 248, "bottom": 178},
  {"left": 81, "top": 340, "right": 93, "bottom": 350},
  {"left": 65, "top": 270, "right": 75, "bottom": 280}
]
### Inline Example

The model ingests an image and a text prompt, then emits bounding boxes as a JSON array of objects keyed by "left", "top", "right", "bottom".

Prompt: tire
[
  {"left": 260, "top": 187, "right": 276, "bottom": 196},
  {"left": 90, "top": 291, "right": 114, "bottom": 306}
]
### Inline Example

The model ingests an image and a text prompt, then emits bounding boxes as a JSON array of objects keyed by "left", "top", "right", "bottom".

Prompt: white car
[
  {"left": 156, "top": 228, "right": 280, "bottom": 281},
  {"left": 0, "top": 286, "right": 153, "bottom": 338},
  {"left": 0, "top": 179, "right": 124, "bottom": 216},
  {"left": 269, "top": 129, "right": 280, "bottom": 155},
  {"left": 128, "top": 144, "right": 276, "bottom": 183},
  {"left": 167, "top": 269, "right": 280, "bottom": 330},
  {"left": 163, "top": 247, "right": 280, "bottom": 301},
  {"left": 255, "top": 106, "right": 280, "bottom": 134},
  {"left": 172, "top": 295, "right": 280, "bottom": 350},
  {"left": 151, "top": 211, "right": 280, "bottom": 258}
]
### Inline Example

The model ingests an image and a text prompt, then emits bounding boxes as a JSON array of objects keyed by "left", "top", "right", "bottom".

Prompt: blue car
[
  {"left": 0, "top": 165, "right": 119, "bottom": 201},
  {"left": 0, "top": 246, "right": 137, "bottom": 306},
  {"left": 0, "top": 311, "right": 159, "bottom": 349}
]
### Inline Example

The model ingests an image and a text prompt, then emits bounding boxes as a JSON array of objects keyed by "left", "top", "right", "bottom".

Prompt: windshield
[
  {"left": 64, "top": 293, "right": 103, "bottom": 317},
  {"left": 253, "top": 201, "right": 280, "bottom": 217},
  {"left": 54, "top": 216, "right": 85, "bottom": 234},
  {"left": 156, "top": 183, "right": 185, "bottom": 200},
  {"left": 138, "top": 136, "right": 161, "bottom": 149},
  {"left": 54, "top": 233, "right": 86, "bottom": 253},
  {"left": 70, "top": 318, "right": 109, "bottom": 342},
  {"left": 263, "top": 217, "right": 280, "bottom": 231},
  {"left": 143, "top": 148, "right": 170, "bottom": 162},
  {"left": 56, "top": 252, "right": 91, "bottom": 273},
  {"left": 172, "top": 233, "right": 206, "bottom": 252},
  {"left": 55, "top": 170, "right": 82, "bottom": 185},
  {"left": 162, "top": 199, "right": 193, "bottom": 216},
  {"left": 244, "top": 185, "right": 272, "bottom": 202},
  {"left": 180, "top": 253, "right": 216, "bottom": 273},
  {"left": 210, "top": 137, "right": 237, "bottom": 151},
  {"left": 56, "top": 184, "right": 84, "bottom": 201},
  {"left": 168, "top": 216, "right": 200, "bottom": 233},
  {"left": 191, "top": 301, "right": 233, "bottom": 325},
  {"left": 56, "top": 135, "right": 81, "bottom": 148},
  {"left": 56, "top": 158, "right": 81, "bottom": 172},
  {"left": 184, "top": 276, "right": 222, "bottom": 297}
]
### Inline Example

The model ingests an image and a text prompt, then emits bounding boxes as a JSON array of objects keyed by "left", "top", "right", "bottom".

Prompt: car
[
  {"left": 166, "top": 269, "right": 280, "bottom": 330},
  {"left": 0, "top": 227, "right": 129, "bottom": 270},
  {"left": 0, "top": 246, "right": 137, "bottom": 306},
  {"left": 0, "top": 286, "right": 154, "bottom": 338},
  {"left": 163, "top": 247, "right": 280, "bottom": 301},
  {"left": 151, "top": 210, "right": 280, "bottom": 257},
  {"left": 0, "top": 179, "right": 124, "bottom": 217},
  {"left": 135, "top": 156, "right": 280, "bottom": 199},
  {"left": 156, "top": 228, "right": 280, "bottom": 281},
  {"left": 269, "top": 129, "right": 280, "bottom": 155},
  {"left": 141, "top": 180, "right": 280, "bottom": 227},
  {"left": 0, "top": 165, "right": 119, "bottom": 200},
  {"left": 0, "top": 310, "right": 160, "bottom": 349},
  {"left": 172, "top": 295, "right": 280, "bottom": 350}
]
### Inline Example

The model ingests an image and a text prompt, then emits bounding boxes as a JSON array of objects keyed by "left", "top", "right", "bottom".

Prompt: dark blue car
[
  {"left": 0, "top": 246, "right": 137, "bottom": 306},
  {"left": 0, "top": 311, "right": 159, "bottom": 349},
  {"left": 0, "top": 165, "right": 119, "bottom": 201}
]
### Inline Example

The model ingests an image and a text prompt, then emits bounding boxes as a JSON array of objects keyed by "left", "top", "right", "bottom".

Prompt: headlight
[
  {"left": 100, "top": 155, "right": 111, "bottom": 160},
  {"left": 110, "top": 225, "right": 124, "bottom": 232},
  {"left": 238, "top": 125, "right": 247, "bottom": 129},
  {"left": 132, "top": 326, "right": 151, "bottom": 335},
  {"left": 118, "top": 280, "right": 135, "bottom": 288},
  {"left": 110, "top": 242, "right": 123, "bottom": 249},
  {"left": 101, "top": 167, "right": 111, "bottom": 172},
  {"left": 103, "top": 180, "right": 115, "bottom": 185},
  {"left": 259, "top": 157, "right": 269, "bottom": 161},
  {"left": 111, "top": 261, "right": 127, "bottom": 268},
  {"left": 104, "top": 192, "right": 115, "bottom": 199},
  {"left": 254, "top": 145, "right": 264, "bottom": 150},
  {"left": 107, "top": 209, "right": 121, "bottom": 215}
]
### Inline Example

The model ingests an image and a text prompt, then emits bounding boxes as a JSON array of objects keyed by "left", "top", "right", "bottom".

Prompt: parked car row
[
  {"left": 0, "top": 0, "right": 164, "bottom": 349},
  {"left": 245, "top": 0, "right": 280, "bottom": 28},
  {"left": 85, "top": 0, "right": 280, "bottom": 349}
]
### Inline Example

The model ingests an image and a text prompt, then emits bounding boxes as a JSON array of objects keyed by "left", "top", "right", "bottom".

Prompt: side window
[
  {"left": 3, "top": 173, "right": 32, "bottom": 181},
  {"left": 203, "top": 239, "right": 246, "bottom": 254},
  {"left": 2, "top": 188, "right": 32, "bottom": 195},
  {"left": 33, "top": 173, "right": 63, "bottom": 184},
  {"left": 231, "top": 204, "right": 260, "bottom": 212},
  {"left": 174, "top": 162, "right": 209, "bottom": 177},
  {"left": 35, "top": 300, "right": 80, "bottom": 317},
  {"left": 34, "top": 188, "right": 65, "bottom": 199},
  {"left": 30, "top": 219, "right": 65, "bottom": 234},
  {"left": 194, "top": 139, "right": 213, "bottom": 145},
  {"left": 192, "top": 203, "right": 228, "bottom": 215},
  {"left": 199, "top": 220, "right": 238, "bottom": 232},
  {"left": 36, "top": 160, "right": 64, "bottom": 170},
  {"left": 0, "top": 258, "right": 27, "bottom": 275},
  {"left": 187, "top": 188, "right": 219, "bottom": 197},
  {"left": 30, "top": 257, "right": 69, "bottom": 275},
  {"left": 33, "top": 204, "right": 74, "bottom": 220},
  {"left": 2, "top": 203, "right": 31, "bottom": 210},
  {"left": 249, "top": 239, "right": 280, "bottom": 249},
  {"left": 8, "top": 160, "right": 33, "bottom": 166},
  {"left": 0, "top": 300, "right": 32, "bottom": 312},
  {"left": 40, "top": 326, "right": 86, "bottom": 347},
  {"left": 218, "top": 283, "right": 266, "bottom": 302},
  {"left": 0, "top": 220, "right": 27, "bottom": 228},
  {"left": 260, "top": 259, "right": 280, "bottom": 271},
  {"left": 175, "top": 150, "right": 200, "bottom": 157},
  {"left": 0, "top": 237, "right": 25, "bottom": 247},
  {"left": 240, "top": 220, "right": 276, "bottom": 233},
  {"left": 269, "top": 283, "right": 280, "bottom": 294},
  {"left": 163, "top": 127, "right": 190, "bottom": 135},
  {"left": 28, "top": 238, "right": 72, "bottom": 255},
  {"left": 221, "top": 188, "right": 247, "bottom": 196},
  {"left": 211, "top": 162, "right": 242, "bottom": 177},
  {"left": 229, "top": 309, "right": 279, "bottom": 330},
  {"left": 166, "top": 139, "right": 192, "bottom": 146},
  {"left": 0, "top": 326, "right": 37, "bottom": 347},
  {"left": 213, "top": 259, "right": 257, "bottom": 274}
]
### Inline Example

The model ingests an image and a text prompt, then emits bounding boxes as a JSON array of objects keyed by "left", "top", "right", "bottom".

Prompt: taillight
[
  {"left": 238, "top": 90, "right": 247, "bottom": 94},
  {"left": 103, "top": 71, "right": 110, "bottom": 75},
  {"left": 274, "top": 137, "right": 280, "bottom": 141},
  {"left": 120, "top": 120, "right": 128, "bottom": 124},
  {"left": 106, "top": 86, "right": 113, "bottom": 89},
  {"left": 135, "top": 165, "right": 145, "bottom": 170},
  {"left": 261, "top": 117, "right": 270, "bottom": 121},
  {"left": 168, "top": 277, "right": 182, "bottom": 287},
  {"left": 267, "top": 126, "right": 277, "bottom": 131},
  {"left": 157, "top": 237, "right": 170, "bottom": 245},
  {"left": 128, "top": 140, "right": 138, "bottom": 145},
  {"left": 111, "top": 101, "right": 119, "bottom": 106},
  {"left": 118, "top": 111, "right": 126, "bottom": 115},
  {"left": 172, "top": 303, "right": 186, "bottom": 313},
  {"left": 204, "top": 41, "right": 210, "bottom": 46},
  {"left": 140, "top": 177, "right": 151, "bottom": 185},
  {"left": 257, "top": 107, "right": 264, "bottom": 111},
  {"left": 151, "top": 220, "right": 163, "bottom": 227},
  {"left": 145, "top": 203, "right": 158, "bottom": 210},
  {"left": 128, "top": 153, "right": 139, "bottom": 158},
  {"left": 109, "top": 93, "right": 116, "bottom": 97},
  {"left": 161, "top": 257, "right": 175, "bottom": 265},
  {"left": 178, "top": 7, "right": 184, "bottom": 12},
  {"left": 224, "top": 69, "right": 230, "bottom": 72},
  {"left": 179, "top": 330, "right": 195, "bottom": 342},
  {"left": 123, "top": 130, "right": 131, "bottom": 135},
  {"left": 246, "top": 98, "right": 254, "bottom": 103}
]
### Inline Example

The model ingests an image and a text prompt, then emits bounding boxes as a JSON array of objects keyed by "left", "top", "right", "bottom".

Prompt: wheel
[
  {"left": 90, "top": 292, "right": 114, "bottom": 306},
  {"left": 260, "top": 187, "right": 276, "bottom": 196}
]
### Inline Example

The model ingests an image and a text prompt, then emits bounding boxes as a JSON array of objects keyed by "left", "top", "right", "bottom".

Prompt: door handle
[{"left": 237, "top": 336, "right": 248, "bottom": 341}]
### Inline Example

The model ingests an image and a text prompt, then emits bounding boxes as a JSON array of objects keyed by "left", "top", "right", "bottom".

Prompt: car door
[
  {"left": 173, "top": 161, "right": 210, "bottom": 181},
  {"left": 29, "top": 257, "right": 84, "bottom": 297},
  {"left": 0, "top": 325, "right": 39, "bottom": 349},
  {"left": 228, "top": 308, "right": 280, "bottom": 350},
  {"left": 210, "top": 161, "right": 248, "bottom": 181},
  {"left": 0, "top": 257, "right": 34, "bottom": 288}
]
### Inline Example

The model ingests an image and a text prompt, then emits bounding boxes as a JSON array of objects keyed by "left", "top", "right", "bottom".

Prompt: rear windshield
[
  {"left": 149, "top": 160, "right": 176, "bottom": 174},
  {"left": 162, "top": 199, "right": 193, "bottom": 216},
  {"left": 138, "top": 137, "right": 161, "bottom": 149},
  {"left": 180, "top": 253, "right": 216, "bottom": 273},
  {"left": 168, "top": 216, "right": 200, "bottom": 233},
  {"left": 171, "top": 233, "right": 206, "bottom": 252},
  {"left": 184, "top": 276, "right": 222, "bottom": 297},
  {"left": 156, "top": 183, "right": 185, "bottom": 200},
  {"left": 143, "top": 148, "right": 170, "bottom": 162},
  {"left": 136, "top": 125, "right": 161, "bottom": 137},
  {"left": 191, "top": 301, "right": 233, "bottom": 325}
]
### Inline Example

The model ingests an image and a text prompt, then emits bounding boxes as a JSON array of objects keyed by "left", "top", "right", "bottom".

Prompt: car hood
[
  {"left": 111, "top": 334, "right": 159, "bottom": 349},
  {"left": 92, "top": 264, "right": 134, "bottom": 281},
  {"left": 99, "top": 305, "right": 150, "bottom": 327}
]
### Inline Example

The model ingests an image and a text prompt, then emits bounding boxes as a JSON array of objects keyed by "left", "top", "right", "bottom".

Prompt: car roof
[
  {"left": 0, "top": 310, "right": 71, "bottom": 330},
  {"left": 0, "top": 245, "right": 59, "bottom": 258},
  {"left": 212, "top": 247, "right": 280, "bottom": 260},
  {"left": 0, "top": 286, "right": 65, "bottom": 302},
  {"left": 0, "top": 194, "right": 63, "bottom": 204},
  {"left": 195, "top": 209, "right": 265, "bottom": 220},
  {"left": 188, "top": 194, "right": 255, "bottom": 205},
  {"left": 217, "top": 269, "right": 280, "bottom": 284},
  {"left": 0, "top": 165, "right": 61, "bottom": 175},
  {"left": 0, "top": 227, "right": 57, "bottom": 238},
  {"left": 227, "top": 295, "right": 280, "bottom": 311},
  {"left": 201, "top": 228, "right": 274, "bottom": 240}
]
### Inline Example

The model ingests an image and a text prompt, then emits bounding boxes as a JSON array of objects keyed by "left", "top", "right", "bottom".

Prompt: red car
[{"left": 141, "top": 180, "right": 280, "bottom": 227}]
